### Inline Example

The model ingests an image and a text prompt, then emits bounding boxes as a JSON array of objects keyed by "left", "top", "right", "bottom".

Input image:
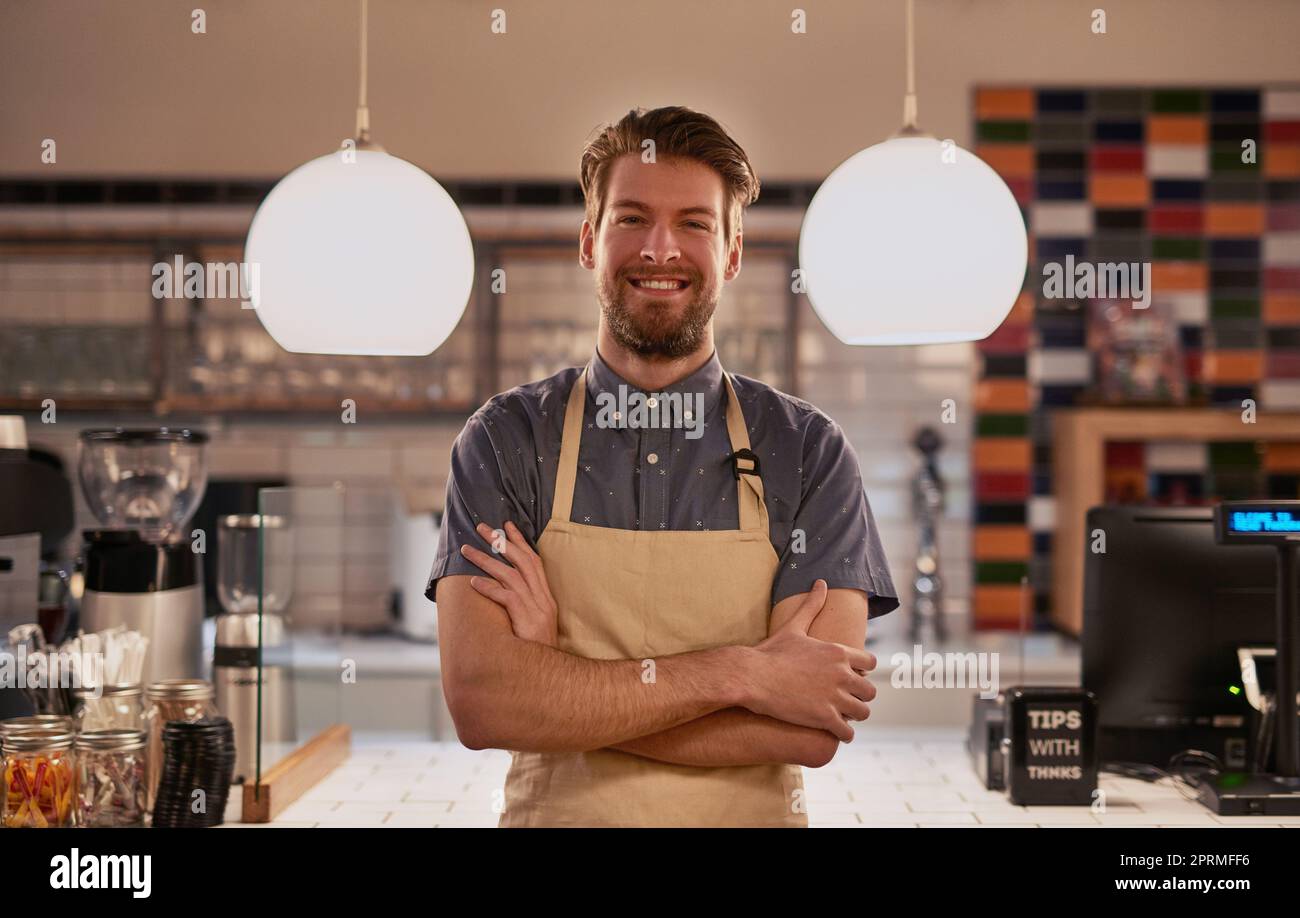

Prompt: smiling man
[{"left": 427, "top": 106, "right": 899, "bottom": 828}]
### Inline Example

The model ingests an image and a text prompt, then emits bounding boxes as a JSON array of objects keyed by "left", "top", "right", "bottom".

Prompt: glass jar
[
  {"left": 0, "top": 716, "right": 76, "bottom": 756},
  {"left": 76, "top": 730, "right": 147, "bottom": 827},
  {"left": 0, "top": 714, "right": 75, "bottom": 736},
  {"left": 2, "top": 730, "right": 76, "bottom": 828},
  {"left": 143, "top": 680, "right": 219, "bottom": 815},
  {"left": 73, "top": 683, "right": 145, "bottom": 733}
]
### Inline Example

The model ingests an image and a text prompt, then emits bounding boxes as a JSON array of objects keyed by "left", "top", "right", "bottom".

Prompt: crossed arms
[{"left": 436, "top": 521, "right": 877, "bottom": 769}]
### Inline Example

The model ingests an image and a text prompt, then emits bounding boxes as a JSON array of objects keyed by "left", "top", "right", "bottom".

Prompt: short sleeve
[
  {"left": 770, "top": 415, "right": 900, "bottom": 618},
  {"left": 424, "top": 408, "right": 539, "bottom": 603}
]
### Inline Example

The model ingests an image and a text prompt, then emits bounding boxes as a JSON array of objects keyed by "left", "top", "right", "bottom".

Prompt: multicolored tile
[{"left": 973, "top": 84, "right": 1300, "bottom": 629}]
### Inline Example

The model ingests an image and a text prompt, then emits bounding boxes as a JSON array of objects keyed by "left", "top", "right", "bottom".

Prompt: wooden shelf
[
  {"left": 158, "top": 394, "right": 479, "bottom": 416},
  {"left": 0, "top": 395, "right": 479, "bottom": 416},
  {"left": 0, "top": 396, "right": 156, "bottom": 413},
  {"left": 1051, "top": 407, "right": 1300, "bottom": 635}
]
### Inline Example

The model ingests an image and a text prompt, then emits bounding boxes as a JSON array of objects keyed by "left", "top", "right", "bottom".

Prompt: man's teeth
[{"left": 634, "top": 279, "right": 687, "bottom": 290}]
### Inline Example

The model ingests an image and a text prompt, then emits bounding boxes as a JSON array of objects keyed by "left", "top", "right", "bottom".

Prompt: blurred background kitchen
[{"left": 1, "top": 0, "right": 1298, "bottom": 743}]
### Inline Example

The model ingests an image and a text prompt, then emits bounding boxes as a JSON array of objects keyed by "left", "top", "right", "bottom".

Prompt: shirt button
[
  {"left": 646, "top": 397, "right": 658, "bottom": 409},
  {"left": 647, "top": 453, "right": 659, "bottom": 465}
]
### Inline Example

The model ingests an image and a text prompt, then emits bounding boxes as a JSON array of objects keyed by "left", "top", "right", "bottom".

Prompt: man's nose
[{"left": 640, "top": 222, "right": 681, "bottom": 264}]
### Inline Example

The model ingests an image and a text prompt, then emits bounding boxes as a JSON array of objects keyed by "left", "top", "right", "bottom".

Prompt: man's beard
[{"left": 596, "top": 267, "right": 718, "bottom": 359}]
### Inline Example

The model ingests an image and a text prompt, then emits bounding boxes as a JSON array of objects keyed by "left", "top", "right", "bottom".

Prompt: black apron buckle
[{"left": 729, "top": 447, "right": 761, "bottom": 481}]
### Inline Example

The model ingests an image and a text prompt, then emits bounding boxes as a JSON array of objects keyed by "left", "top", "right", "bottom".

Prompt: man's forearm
[
  {"left": 609, "top": 708, "right": 836, "bottom": 768},
  {"left": 607, "top": 587, "right": 873, "bottom": 769},
  {"left": 454, "top": 630, "right": 757, "bottom": 754}
]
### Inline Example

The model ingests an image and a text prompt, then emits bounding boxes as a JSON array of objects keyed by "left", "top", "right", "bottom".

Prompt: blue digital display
[{"left": 1229, "top": 510, "right": 1300, "bottom": 534}]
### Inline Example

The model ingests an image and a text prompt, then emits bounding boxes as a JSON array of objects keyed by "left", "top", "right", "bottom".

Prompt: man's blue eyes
[{"left": 618, "top": 216, "right": 709, "bottom": 230}]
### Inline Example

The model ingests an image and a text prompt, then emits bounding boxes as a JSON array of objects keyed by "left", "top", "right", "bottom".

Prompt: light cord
[
  {"left": 356, "top": 0, "right": 371, "bottom": 141},
  {"left": 902, "top": 0, "right": 918, "bottom": 129}
]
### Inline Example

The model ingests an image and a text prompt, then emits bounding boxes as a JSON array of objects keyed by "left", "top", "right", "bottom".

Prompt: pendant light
[
  {"left": 798, "top": 0, "right": 1027, "bottom": 345},
  {"left": 245, "top": 0, "right": 474, "bottom": 356}
]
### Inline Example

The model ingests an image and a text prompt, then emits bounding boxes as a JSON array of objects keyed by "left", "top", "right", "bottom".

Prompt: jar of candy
[
  {"left": 73, "top": 683, "right": 145, "bottom": 734},
  {"left": 143, "top": 680, "right": 219, "bottom": 816},
  {"left": 2, "top": 730, "right": 76, "bottom": 828},
  {"left": 0, "top": 716, "right": 76, "bottom": 758},
  {"left": 75, "top": 730, "right": 147, "bottom": 827}
]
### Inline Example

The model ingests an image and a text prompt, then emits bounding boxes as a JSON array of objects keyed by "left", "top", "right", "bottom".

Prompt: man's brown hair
[{"left": 579, "top": 106, "right": 760, "bottom": 247}]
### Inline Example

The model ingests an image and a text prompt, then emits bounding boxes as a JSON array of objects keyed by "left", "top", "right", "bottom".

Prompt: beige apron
[{"left": 498, "top": 364, "right": 807, "bottom": 827}]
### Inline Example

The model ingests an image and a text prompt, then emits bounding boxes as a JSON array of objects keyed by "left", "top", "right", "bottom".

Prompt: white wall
[{"left": 2, "top": 0, "right": 1297, "bottom": 179}]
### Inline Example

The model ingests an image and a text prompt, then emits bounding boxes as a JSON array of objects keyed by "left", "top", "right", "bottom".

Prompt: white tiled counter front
[{"left": 226, "top": 728, "right": 1300, "bottom": 828}]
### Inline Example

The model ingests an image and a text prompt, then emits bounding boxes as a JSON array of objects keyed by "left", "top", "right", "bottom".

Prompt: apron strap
[
  {"left": 722, "top": 372, "right": 766, "bottom": 534},
  {"left": 552, "top": 365, "right": 589, "bottom": 523},
  {"left": 551, "top": 362, "right": 768, "bottom": 534}
]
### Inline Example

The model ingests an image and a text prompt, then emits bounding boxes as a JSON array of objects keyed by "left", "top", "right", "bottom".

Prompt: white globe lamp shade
[
  {"left": 245, "top": 149, "right": 474, "bottom": 356},
  {"left": 799, "top": 136, "right": 1027, "bottom": 345}
]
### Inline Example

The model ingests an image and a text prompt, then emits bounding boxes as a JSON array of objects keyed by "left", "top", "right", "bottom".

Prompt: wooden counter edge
[{"left": 240, "top": 724, "right": 352, "bottom": 824}]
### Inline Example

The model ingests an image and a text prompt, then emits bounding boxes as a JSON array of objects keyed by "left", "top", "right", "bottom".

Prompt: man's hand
[
  {"left": 741, "top": 580, "right": 877, "bottom": 741},
  {"left": 609, "top": 584, "right": 876, "bottom": 768},
  {"left": 455, "top": 526, "right": 875, "bottom": 756},
  {"left": 459, "top": 520, "right": 558, "bottom": 647}
]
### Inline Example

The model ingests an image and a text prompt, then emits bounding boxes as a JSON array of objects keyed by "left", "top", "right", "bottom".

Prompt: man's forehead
[{"left": 605, "top": 154, "right": 724, "bottom": 211}]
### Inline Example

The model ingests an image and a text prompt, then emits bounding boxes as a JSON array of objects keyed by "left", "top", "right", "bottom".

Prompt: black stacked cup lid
[{"left": 152, "top": 716, "right": 237, "bottom": 828}]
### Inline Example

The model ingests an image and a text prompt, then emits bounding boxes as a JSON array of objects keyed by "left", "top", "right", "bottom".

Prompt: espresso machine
[
  {"left": 77, "top": 428, "right": 209, "bottom": 685},
  {"left": 0, "top": 416, "right": 76, "bottom": 718}
]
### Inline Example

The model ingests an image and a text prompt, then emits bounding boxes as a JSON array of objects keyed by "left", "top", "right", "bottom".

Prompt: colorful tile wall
[{"left": 973, "top": 85, "right": 1300, "bottom": 630}]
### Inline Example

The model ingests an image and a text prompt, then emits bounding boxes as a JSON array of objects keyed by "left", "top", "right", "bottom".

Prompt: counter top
[{"left": 220, "top": 728, "right": 1300, "bottom": 828}]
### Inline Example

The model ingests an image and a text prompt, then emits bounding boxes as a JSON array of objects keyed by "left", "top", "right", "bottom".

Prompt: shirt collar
[{"left": 586, "top": 346, "right": 726, "bottom": 421}]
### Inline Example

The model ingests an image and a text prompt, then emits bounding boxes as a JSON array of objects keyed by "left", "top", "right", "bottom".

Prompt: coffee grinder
[
  {"left": 213, "top": 512, "right": 296, "bottom": 783},
  {"left": 77, "top": 428, "right": 209, "bottom": 685}
]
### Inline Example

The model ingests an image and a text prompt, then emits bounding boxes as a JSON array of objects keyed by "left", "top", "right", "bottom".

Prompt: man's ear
[
  {"left": 723, "top": 229, "right": 743, "bottom": 282},
  {"left": 578, "top": 219, "right": 596, "bottom": 270}
]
